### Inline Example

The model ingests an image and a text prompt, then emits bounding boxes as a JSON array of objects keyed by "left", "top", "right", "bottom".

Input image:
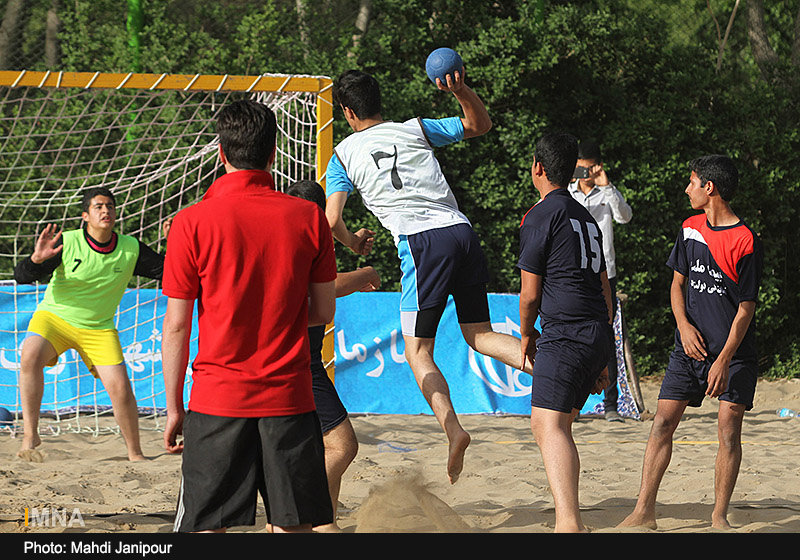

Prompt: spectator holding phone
[{"left": 568, "top": 139, "right": 632, "bottom": 421}]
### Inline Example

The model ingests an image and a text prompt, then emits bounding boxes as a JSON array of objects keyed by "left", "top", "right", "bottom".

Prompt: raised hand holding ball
[{"left": 425, "top": 47, "right": 464, "bottom": 87}]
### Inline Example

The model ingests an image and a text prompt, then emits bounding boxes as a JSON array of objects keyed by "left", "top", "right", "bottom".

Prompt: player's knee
[
  {"left": 459, "top": 321, "right": 492, "bottom": 349},
  {"left": 101, "top": 373, "right": 134, "bottom": 400},
  {"left": 717, "top": 418, "right": 743, "bottom": 450},
  {"left": 650, "top": 413, "right": 681, "bottom": 440},
  {"left": 404, "top": 344, "right": 434, "bottom": 365},
  {"left": 717, "top": 427, "right": 742, "bottom": 451},
  {"left": 19, "top": 347, "right": 49, "bottom": 374},
  {"left": 324, "top": 424, "right": 359, "bottom": 462},
  {"left": 342, "top": 438, "right": 359, "bottom": 464}
]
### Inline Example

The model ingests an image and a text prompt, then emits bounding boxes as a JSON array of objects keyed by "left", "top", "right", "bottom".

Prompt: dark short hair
[
  {"left": 81, "top": 187, "right": 115, "bottom": 213},
  {"left": 577, "top": 139, "right": 602, "bottom": 162},
  {"left": 690, "top": 154, "right": 738, "bottom": 201},
  {"left": 534, "top": 132, "right": 579, "bottom": 188},
  {"left": 333, "top": 70, "right": 382, "bottom": 119},
  {"left": 286, "top": 180, "right": 326, "bottom": 210},
  {"left": 216, "top": 99, "right": 277, "bottom": 170}
]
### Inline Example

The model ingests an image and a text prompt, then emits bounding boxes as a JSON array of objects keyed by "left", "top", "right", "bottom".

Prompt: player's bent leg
[
  {"left": 404, "top": 334, "right": 470, "bottom": 484},
  {"left": 453, "top": 283, "right": 532, "bottom": 374},
  {"left": 94, "top": 364, "right": 146, "bottom": 461},
  {"left": 618, "top": 398, "right": 688, "bottom": 529},
  {"left": 17, "top": 335, "right": 59, "bottom": 460},
  {"left": 530, "top": 405, "right": 585, "bottom": 533},
  {"left": 460, "top": 321, "right": 532, "bottom": 374},
  {"left": 712, "top": 400, "right": 746, "bottom": 530}
]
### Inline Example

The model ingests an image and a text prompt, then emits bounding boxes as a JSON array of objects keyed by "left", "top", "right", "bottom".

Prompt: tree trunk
[
  {"left": 296, "top": 0, "right": 309, "bottom": 48},
  {"left": 348, "top": 0, "right": 372, "bottom": 59},
  {"left": 745, "top": 0, "right": 780, "bottom": 81},
  {"left": 792, "top": 2, "right": 800, "bottom": 67},
  {"left": 0, "top": 0, "right": 26, "bottom": 69},
  {"left": 708, "top": 0, "right": 741, "bottom": 72},
  {"left": 45, "top": 0, "right": 61, "bottom": 69}
]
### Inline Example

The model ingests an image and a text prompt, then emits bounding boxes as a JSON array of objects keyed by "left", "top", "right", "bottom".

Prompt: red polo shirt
[{"left": 162, "top": 169, "right": 337, "bottom": 417}]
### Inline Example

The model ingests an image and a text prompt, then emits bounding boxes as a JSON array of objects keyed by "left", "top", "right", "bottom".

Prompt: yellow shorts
[{"left": 27, "top": 310, "right": 124, "bottom": 378}]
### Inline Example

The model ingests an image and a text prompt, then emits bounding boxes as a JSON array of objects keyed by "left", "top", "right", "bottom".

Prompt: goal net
[{"left": 0, "top": 70, "right": 334, "bottom": 435}]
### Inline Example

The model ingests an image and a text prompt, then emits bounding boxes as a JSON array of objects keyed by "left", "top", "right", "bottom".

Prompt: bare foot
[
  {"left": 17, "top": 434, "right": 43, "bottom": 462},
  {"left": 711, "top": 514, "right": 734, "bottom": 531},
  {"left": 17, "top": 448, "right": 44, "bottom": 463},
  {"left": 617, "top": 511, "right": 657, "bottom": 530},
  {"left": 313, "top": 523, "right": 343, "bottom": 533},
  {"left": 447, "top": 430, "right": 471, "bottom": 484},
  {"left": 128, "top": 453, "right": 148, "bottom": 462},
  {"left": 555, "top": 523, "right": 589, "bottom": 533}
]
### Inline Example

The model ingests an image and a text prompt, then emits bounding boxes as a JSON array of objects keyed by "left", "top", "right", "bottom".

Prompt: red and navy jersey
[
  {"left": 667, "top": 213, "right": 763, "bottom": 361},
  {"left": 518, "top": 188, "right": 609, "bottom": 326}
]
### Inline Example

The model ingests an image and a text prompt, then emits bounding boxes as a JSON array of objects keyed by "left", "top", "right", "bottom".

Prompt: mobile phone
[{"left": 573, "top": 166, "right": 591, "bottom": 179}]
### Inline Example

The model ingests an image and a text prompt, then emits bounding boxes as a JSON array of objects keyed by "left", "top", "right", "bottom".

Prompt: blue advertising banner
[
  {"left": 332, "top": 291, "right": 638, "bottom": 419},
  {"left": 333, "top": 292, "right": 534, "bottom": 415},
  {"left": 0, "top": 286, "right": 638, "bottom": 419},
  {"left": 0, "top": 285, "right": 196, "bottom": 414}
]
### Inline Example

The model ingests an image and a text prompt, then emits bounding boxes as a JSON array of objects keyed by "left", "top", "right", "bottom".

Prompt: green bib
[{"left": 38, "top": 229, "right": 139, "bottom": 329}]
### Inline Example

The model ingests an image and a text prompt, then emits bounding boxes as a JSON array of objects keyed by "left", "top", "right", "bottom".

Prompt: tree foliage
[{"left": 1, "top": 0, "right": 798, "bottom": 378}]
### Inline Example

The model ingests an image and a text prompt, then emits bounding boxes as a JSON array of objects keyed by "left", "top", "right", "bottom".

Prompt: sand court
[{"left": 1, "top": 378, "right": 799, "bottom": 533}]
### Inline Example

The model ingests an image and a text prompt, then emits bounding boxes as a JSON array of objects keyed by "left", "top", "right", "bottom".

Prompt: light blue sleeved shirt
[{"left": 325, "top": 117, "right": 464, "bottom": 198}]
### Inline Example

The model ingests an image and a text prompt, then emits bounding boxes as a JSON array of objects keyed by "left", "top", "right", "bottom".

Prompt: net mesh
[{"left": 0, "top": 72, "right": 332, "bottom": 436}]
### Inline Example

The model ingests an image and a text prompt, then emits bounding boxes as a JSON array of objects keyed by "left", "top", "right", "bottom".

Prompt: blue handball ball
[
  {"left": 425, "top": 47, "right": 464, "bottom": 85},
  {"left": 0, "top": 407, "right": 13, "bottom": 426}
]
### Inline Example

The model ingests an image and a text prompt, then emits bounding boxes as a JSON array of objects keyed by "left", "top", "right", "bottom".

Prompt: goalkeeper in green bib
[{"left": 13, "top": 187, "right": 168, "bottom": 462}]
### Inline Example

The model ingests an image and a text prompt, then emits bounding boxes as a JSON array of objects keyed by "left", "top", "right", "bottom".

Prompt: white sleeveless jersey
[{"left": 333, "top": 118, "right": 469, "bottom": 241}]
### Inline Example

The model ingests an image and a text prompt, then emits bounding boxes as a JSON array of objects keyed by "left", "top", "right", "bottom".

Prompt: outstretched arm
[
  {"left": 325, "top": 191, "right": 375, "bottom": 255},
  {"left": 134, "top": 242, "right": 164, "bottom": 280},
  {"left": 14, "top": 224, "right": 64, "bottom": 283},
  {"left": 335, "top": 266, "right": 381, "bottom": 297},
  {"left": 436, "top": 70, "right": 492, "bottom": 139},
  {"left": 133, "top": 218, "right": 174, "bottom": 281}
]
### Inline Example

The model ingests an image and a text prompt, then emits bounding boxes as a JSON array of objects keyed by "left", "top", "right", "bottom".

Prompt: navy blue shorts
[
  {"left": 311, "top": 362, "right": 348, "bottom": 433},
  {"left": 307, "top": 325, "right": 348, "bottom": 433},
  {"left": 659, "top": 345, "right": 757, "bottom": 410},
  {"left": 397, "top": 223, "right": 490, "bottom": 337},
  {"left": 530, "top": 320, "right": 614, "bottom": 413}
]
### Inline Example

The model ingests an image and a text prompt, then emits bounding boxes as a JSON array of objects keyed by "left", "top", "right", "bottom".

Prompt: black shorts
[
  {"left": 659, "top": 345, "right": 758, "bottom": 410},
  {"left": 173, "top": 410, "right": 333, "bottom": 532},
  {"left": 311, "top": 363, "right": 348, "bottom": 433},
  {"left": 530, "top": 320, "right": 614, "bottom": 413},
  {"left": 397, "top": 223, "right": 491, "bottom": 338}
]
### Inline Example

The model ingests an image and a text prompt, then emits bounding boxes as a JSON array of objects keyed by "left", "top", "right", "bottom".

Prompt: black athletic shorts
[
  {"left": 530, "top": 319, "right": 614, "bottom": 413},
  {"left": 173, "top": 410, "right": 333, "bottom": 532},
  {"left": 311, "top": 362, "right": 348, "bottom": 433},
  {"left": 308, "top": 325, "right": 348, "bottom": 433},
  {"left": 659, "top": 344, "right": 757, "bottom": 410}
]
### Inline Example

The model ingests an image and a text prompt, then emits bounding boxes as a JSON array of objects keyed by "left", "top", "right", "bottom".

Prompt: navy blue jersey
[
  {"left": 667, "top": 214, "right": 763, "bottom": 361},
  {"left": 518, "top": 188, "right": 609, "bottom": 326}
]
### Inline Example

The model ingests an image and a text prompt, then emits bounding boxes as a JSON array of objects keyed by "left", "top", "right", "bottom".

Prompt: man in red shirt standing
[{"left": 160, "top": 100, "right": 337, "bottom": 533}]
